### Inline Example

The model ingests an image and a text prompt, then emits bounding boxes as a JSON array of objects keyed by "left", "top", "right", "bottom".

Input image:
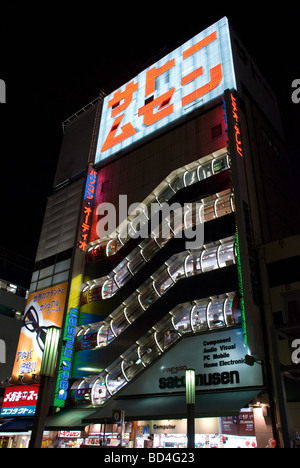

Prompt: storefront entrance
[
  {"left": 42, "top": 408, "right": 260, "bottom": 448},
  {"left": 135, "top": 410, "right": 257, "bottom": 449}
]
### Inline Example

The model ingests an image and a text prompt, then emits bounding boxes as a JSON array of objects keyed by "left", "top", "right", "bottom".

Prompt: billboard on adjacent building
[
  {"left": 10, "top": 282, "right": 68, "bottom": 384},
  {"left": 95, "top": 17, "right": 236, "bottom": 164}
]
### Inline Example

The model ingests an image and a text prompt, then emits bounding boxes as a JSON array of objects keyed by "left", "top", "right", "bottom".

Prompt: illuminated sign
[
  {"left": 121, "top": 329, "right": 263, "bottom": 397},
  {"left": 230, "top": 92, "right": 243, "bottom": 157},
  {"left": 55, "top": 308, "right": 79, "bottom": 403},
  {"left": 78, "top": 167, "right": 98, "bottom": 251},
  {"left": 95, "top": 17, "right": 236, "bottom": 163},
  {"left": 0, "top": 385, "right": 39, "bottom": 416},
  {"left": 58, "top": 431, "right": 81, "bottom": 438},
  {"left": 10, "top": 283, "right": 68, "bottom": 384}
]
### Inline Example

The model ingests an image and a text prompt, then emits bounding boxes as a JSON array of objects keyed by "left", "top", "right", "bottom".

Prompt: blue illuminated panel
[{"left": 95, "top": 17, "right": 236, "bottom": 164}]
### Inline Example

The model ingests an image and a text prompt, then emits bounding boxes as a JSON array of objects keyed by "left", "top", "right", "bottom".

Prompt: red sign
[
  {"left": 58, "top": 431, "right": 81, "bottom": 438},
  {"left": 221, "top": 411, "right": 255, "bottom": 436},
  {"left": 1, "top": 385, "right": 39, "bottom": 416}
]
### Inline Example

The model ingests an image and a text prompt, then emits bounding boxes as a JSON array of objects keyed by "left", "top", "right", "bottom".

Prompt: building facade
[{"left": 1, "top": 17, "right": 299, "bottom": 448}]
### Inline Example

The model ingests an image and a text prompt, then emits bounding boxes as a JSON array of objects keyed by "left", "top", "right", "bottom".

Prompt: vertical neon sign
[
  {"left": 224, "top": 90, "right": 248, "bottom": 347},
  {"left": 78, "top": 166, "right": 98, "bottom": 252},
  {"left": 54, "top": 308, "right": 79, "bottom": 407}
]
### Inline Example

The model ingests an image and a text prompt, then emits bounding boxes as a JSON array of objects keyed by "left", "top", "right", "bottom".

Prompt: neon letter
[{"left": 182, "top": 31, "right": 222, "bottom": 107}]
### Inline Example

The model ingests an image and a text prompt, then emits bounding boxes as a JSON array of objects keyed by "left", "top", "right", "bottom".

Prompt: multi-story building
[
  {"left": 258, "top": 235, "right": 300, "bottom": 448},
  {"left": 2, "top": 17, "right": 298, "bottom": 448},
  {"left": 0, "top": 249, "right": 30, "bottom": 448}
]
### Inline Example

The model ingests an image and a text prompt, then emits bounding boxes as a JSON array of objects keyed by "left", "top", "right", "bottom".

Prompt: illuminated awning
[{"left": 82, "top": 388, "right": 263, "bottom": 424}]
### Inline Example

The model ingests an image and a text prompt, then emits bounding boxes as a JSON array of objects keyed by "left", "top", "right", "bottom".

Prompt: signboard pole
[
  {"left": 185, "top": 369, "right": 195, "bottom": 448},
  {"left": 29, "top": 327, "right": 60, "bottom": 448},
  {"left": 28, "top": 374, "right": 53, "bottom": 448},
  {"left": 120, "top": 410, "right": 125, "bottom": 447}
]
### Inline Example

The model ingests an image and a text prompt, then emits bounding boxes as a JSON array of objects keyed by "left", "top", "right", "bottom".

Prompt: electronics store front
[
  {"left": 84, "top": 329, "right": 273, "bottom": 447},
  {"left": 136, "top": 411, "right": 257, "bottom": 449}
]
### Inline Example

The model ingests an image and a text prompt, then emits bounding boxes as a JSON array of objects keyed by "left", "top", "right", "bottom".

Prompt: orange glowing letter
[
  {"left": 181, "top": 31, "right": 222, "bottom": 107},
  {"left": 108, "top": 81, "right": 138, "bottom": 117},
  {"left": 101, "top": 114, "right": 136, "bottom": 152},
  {"left": 145, "top": 59, "right": 175, "bottom": 97},
  {"left": 138, "top": 88, "right": 175, "bottom": 126}
]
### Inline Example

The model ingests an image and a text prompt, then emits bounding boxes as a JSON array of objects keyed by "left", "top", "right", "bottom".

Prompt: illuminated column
[
  {"left": 29, "top": 327, "right": 61, "bottom": 448},
  {"left": 185, "top": 369, "right": 195, "bottom": 449}
]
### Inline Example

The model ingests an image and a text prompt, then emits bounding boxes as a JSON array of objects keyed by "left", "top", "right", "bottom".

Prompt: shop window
[
  {"left": 224, "top": 295, "right": 241, "bottom": 326},
  {"left": 218, "top": 241, "right": 235, "bottom": 268},
  {"left": 208, "top": 299, "right": 225, "bottom": 328},
  {"left": 201, "top": 246, "right": 218, "bottom": 272},
  {"left": 172, "top": 304, "right": 193, "bottom": 333},
  {"left": 191, "top": 302, "right": 209, "bottom": 331},
  {"left": 185, "top": 252, "right": 201, "bottom": 276}
]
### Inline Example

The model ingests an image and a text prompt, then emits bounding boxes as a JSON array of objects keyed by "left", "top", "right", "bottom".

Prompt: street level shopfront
[
  {"left": 0, "top": 406, "right": 269, "bottom": 448},
  {"left": 43, "top": 410, "right": 259, "bottom": 448},
  {"left": 136, "top": 412, "right": 257, "bottom": 448}
]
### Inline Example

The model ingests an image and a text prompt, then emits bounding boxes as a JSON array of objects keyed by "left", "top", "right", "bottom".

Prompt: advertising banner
[
  {"left": 10, "top": 282, "right": 68, "bottom": 384},
  {"left": 1, "top": 385, "right": 39, "bottom": 417},
  {"left": 220, "top": 411, "right": 255, "bottom": 436},
  {"left": 95, "top": 17, "right": 236, "bottom": 163}
]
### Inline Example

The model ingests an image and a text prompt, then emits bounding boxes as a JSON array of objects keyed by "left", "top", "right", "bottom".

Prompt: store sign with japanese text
[
  {"left": 58, "top": 431, "right": 81, "bottom": 439},
  {"left": 121, "top": 329, "right": 263, "bottom": 397},
  {"left": 0, "top": 385, "right": 39, "bottom": 417},
  {"left": 78, "top": 166, "right": 98, "bottom": 252},
  {"left": 10, "top": 282, "right": 68, "bottom": 384},
  {"left": 95, "top": 17, "right": 236, "bottom": 163}
]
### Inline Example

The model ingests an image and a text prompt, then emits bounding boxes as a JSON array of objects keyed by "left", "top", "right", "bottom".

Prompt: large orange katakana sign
[{"left": 96, "top": 17, "right": 236, "bottom": 163}]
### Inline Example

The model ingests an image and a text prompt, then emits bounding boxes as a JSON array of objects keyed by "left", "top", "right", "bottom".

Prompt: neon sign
[
  {"left": 54, "top": 308, "right": 78, "bottom": 405},
  {"left": 95, "top": 17, "right": 236, "bottom": 163},
  {"left": 78, "top": 167, "right": 98, "bottom": 251},
  {"left": 230, "top": 92, "right": 243, "bottom": 158}
]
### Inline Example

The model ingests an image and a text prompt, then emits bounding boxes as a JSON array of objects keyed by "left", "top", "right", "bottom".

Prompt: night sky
[{"left": 0, "top": 6, "right": 299, "bottom": 270}]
